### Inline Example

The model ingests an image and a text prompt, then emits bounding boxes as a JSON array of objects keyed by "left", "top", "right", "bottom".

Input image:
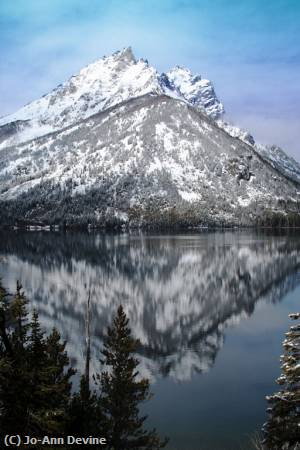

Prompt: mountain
[{"left": 0, "top": 48, "right": 299, "bottom": 228}]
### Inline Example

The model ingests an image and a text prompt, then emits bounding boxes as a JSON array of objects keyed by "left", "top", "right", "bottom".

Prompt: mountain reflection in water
[{"left": 0, "top": 231, "right": 300, "bottom": 382}]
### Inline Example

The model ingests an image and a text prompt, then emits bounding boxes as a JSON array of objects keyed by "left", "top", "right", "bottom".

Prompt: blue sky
[{"left": 0, "top": 0, "right": 299, "bottom": 161}]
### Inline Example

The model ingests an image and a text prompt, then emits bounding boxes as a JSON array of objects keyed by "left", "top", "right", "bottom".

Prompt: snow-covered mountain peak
[
  {"left": 0, "top": 47, "right": 227, "bottom": 148},
  {"left": 167, "top": 66, "right": 224, "bottom": 119},
  {"left": 76, "top": 46, "right": 136, "bottom": 79},
  {"left": 0, "top": 48, "right": 165, "bottom": 148}
]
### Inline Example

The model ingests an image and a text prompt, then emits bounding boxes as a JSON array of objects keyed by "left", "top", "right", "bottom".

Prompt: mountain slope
[
  {"left": 0, "top": 94, "right": 299, "bottom": 227},
  {"left": 217, "top": 121, "right": 300, "bottom": 184},
  {"left": 255, "top": 144, "right": 300, "bottom": 183}
]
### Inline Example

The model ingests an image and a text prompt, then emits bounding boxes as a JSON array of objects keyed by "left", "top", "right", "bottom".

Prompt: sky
[{"left": 0, "top": 0, "right": 299, "bottom": 161}]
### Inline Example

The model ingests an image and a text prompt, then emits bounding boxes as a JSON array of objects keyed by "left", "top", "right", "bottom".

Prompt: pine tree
[
  {"left": 24, "top": 325, "right": 75, "bottom": 436},
  {"left": 68, "top": 376, "right": 101, "bottom": 436},
  {"left": 27, "top": 309, "right": 48, "bottom": 434},
  {"left": 0, "top": 282, "right": 31, "bottom": 434},
  {"left": 0, "top": 283, "right": 75, "bottom": 438},
  {"left": 37, "top": 328, "right": 75, "bottom": 434},
  {"left": 97, "top": 305, "right": 167, "bottom": 450},
  {"left": 262, "top": 312, "right": 300, "bottom": 449},
  {"left": 0, "top": 281, "right": 11, "bottom": 356},
  {"left": 10, "top": 281, "right": 30, "bottom": 350}
]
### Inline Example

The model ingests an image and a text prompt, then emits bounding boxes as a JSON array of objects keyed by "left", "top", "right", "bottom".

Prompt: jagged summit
[
  {"left": 0, "top": 47, "right": 224, "bottom": 149},
  {"left": 0, "top": 47, "right": 160, "bottom": 144},
  {"left": 78, "top": 46, "right": 137, "bottom": 76},
  {"left": 116, "top": 46, "right": 136, "bottom": 62},
  {"left": 167, "top": 66, "right": 224, "bottom": 119}
]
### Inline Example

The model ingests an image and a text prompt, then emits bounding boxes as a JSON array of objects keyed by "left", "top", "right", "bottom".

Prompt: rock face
[{"left": 0, "top": 48, "right": 299, "bottom": 227}]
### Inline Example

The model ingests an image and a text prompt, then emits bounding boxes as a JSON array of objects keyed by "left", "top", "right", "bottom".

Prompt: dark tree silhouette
[
  {"left": 0, "top": 282, "right": 75, "bottom": 437},
  {"left": 97, "top": 305, "right": 168, "bottom": 450}
]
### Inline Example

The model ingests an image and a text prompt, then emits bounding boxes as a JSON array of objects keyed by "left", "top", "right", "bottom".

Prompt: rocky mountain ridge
[{"left": 217, "top": 122, "right": 300, "bottom": 184}]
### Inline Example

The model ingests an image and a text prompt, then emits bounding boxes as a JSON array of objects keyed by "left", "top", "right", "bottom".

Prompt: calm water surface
[{"left": 0, "top": 230, "right": 300, "bottom": 450}]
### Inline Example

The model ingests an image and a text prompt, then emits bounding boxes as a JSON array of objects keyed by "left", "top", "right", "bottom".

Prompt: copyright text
[{"left": 3, "top": 435, "right": 107, "bottom": 446}]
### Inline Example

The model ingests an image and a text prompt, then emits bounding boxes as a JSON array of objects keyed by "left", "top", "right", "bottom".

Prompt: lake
[{"left": 0, "top": 230, "right": 299, "bottom": 449}]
